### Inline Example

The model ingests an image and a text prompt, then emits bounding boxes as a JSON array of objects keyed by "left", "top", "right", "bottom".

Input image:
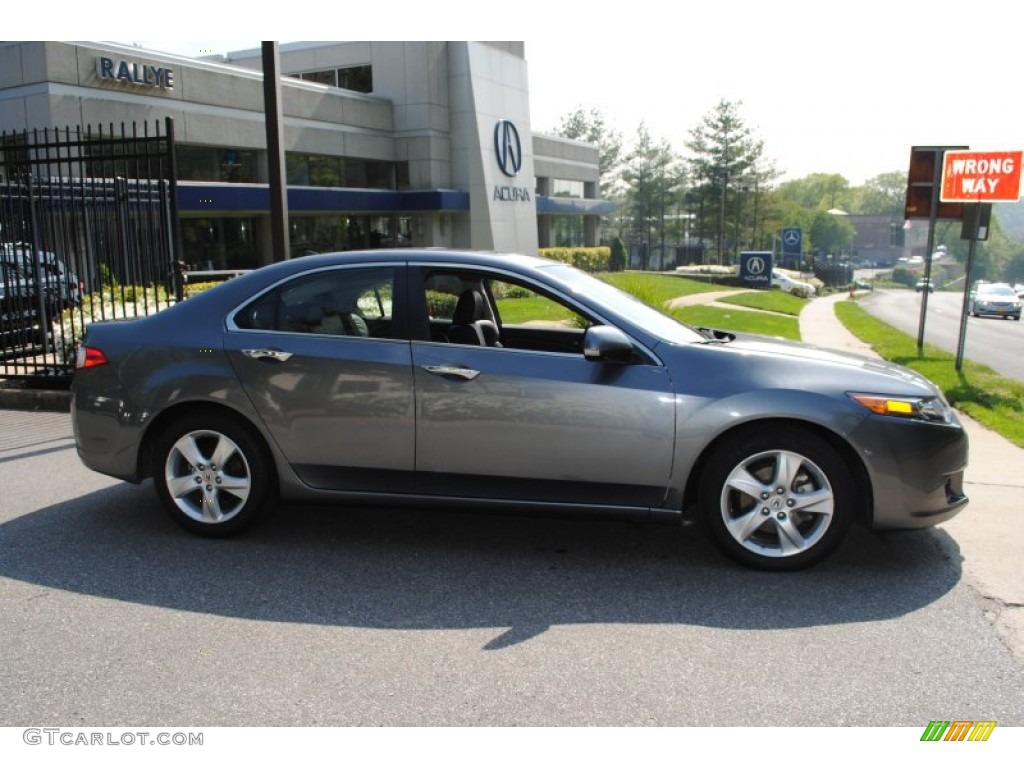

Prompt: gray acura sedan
[{"left": 71, "top": 250, "right": 968, "bottom": 570}]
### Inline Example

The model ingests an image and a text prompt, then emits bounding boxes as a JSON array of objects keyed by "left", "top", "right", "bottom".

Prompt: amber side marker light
[
  {"left": 849, "top": 392, "right": 952, "bottom": 423},
  {"left": 851, "top": 395, "right": 914, "bottom": 416}
]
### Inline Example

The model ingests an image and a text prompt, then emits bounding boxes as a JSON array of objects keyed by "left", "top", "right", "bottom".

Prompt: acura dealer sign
[{"left": 739, "top": 251, "right": 773, "bottom": 289}]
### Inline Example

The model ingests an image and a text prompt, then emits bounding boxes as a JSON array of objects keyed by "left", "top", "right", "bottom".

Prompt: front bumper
[{"left": 848, "top": 412, "right": 969, "bottom": 530}]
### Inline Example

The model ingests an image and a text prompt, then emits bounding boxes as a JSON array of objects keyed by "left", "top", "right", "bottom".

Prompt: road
[
  {"left": 1, "top": 410, "right": 1022, "bottom": 729},
  {"left": 857, "top": 288, "right": 1024, "bottom": 381}
]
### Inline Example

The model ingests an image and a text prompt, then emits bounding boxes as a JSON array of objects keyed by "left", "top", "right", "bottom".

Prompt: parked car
[
  {"left": 0, "top": 244, "right": 83, "bottom": 308},
  {"left": 71, "top": 250, "right": 969, "bottom": 570},
  {"left": 0, "top": 261, "right": 46, "bottom": 350},
  {"left": 1013, "top": 283, "right": 1024, "bottom": 299},
  {"left": 0, "top": 244, "right": 84, "bottom": 351},
  {"left": 771, "top": 269, "right": 816, "bottom": 297},
  {"left": 969, "top": 282, "right": 1021, "bottom": 320},
  {"left": 915, "top": 278, "right": 934, "bottom": 293}
]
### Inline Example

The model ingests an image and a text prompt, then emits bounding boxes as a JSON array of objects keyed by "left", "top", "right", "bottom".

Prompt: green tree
[
  {"left": 776, "top": 173, "right": 851, "bottom": 211},
  {"left": 854, "top": 171, "right": 907, "bottom": 215},
  {"left": 685, "top": 100, "right": 765, "bottom": 264},
  {"left": 553, "top": 106, "right": 623, "bottom": 199},
  {"left": 808, "top": 209, "right": 855, "bottom": 256},
  {"left": 620, "top": 123, "right": 682, "bottom": 269}
]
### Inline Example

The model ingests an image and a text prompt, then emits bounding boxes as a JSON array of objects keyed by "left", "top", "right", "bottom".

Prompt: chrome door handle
[
  {"left": 242, "top": 348, "right": 293, "bottom": 362},
  {"left": 422, "top": 365, "right": 480, "bottom": 380}
]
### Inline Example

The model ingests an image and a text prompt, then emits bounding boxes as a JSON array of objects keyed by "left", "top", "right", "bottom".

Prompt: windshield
[
  {"left": 539, "top": 264, "right": 705, "bottom": 344},
  {"left": 979, "top": 285, "right": 1016, "bottom": 298}
]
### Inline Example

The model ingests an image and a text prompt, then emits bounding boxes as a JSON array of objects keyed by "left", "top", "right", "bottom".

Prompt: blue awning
[{"left": 177, "top": 182, "right": 470, "bottom": 214}]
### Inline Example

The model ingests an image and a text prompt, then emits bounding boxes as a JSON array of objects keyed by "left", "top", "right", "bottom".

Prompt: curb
[{"left": 0, "top": 384, "right": 71, "bottom": 413}]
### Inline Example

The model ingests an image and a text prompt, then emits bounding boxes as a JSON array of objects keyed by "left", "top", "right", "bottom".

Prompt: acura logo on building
[
  {"left": 747, "top": 256, "right": 767, "bottom": 274},
  {"left": 494, "top": 119, "right": 522, "bottom": 177}
]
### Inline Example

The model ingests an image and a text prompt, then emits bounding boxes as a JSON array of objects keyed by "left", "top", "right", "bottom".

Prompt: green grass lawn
[
  {"left": 496, "top": 296, "right": 578, "bottom": 325},
  {"left": 717, "top": 290, "right": 808, "bottom": 316},
  {"left": 598, "top": 271, "right": 724, "bottom": 307},
  {"left": 836, "top": 299, "right": 1024, "bottom": 448},
  {"left": 671, "top": 305, "right": 801, "bottom": 340}
]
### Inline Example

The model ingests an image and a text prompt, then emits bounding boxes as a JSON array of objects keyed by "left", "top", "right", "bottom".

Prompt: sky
[{"left": 21, "top": 0, "right": 1024, "bottom": 188}]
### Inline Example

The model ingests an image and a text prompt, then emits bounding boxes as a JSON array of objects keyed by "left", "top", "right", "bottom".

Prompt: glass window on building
[
  {"left": 286, "top": 153, "right": 345, "bottom": 187},
  {"left": 286, "top": 153, "right": 393, "bottom": 190},
  {"left": 176, "top": 146, "right": 257, "bottom": 183},
  {"left": 337, "top": 65, "right": 372, "bottom": 93},
  {"left": 551, "top": 179, "right": 585, "bottom": 198},
  {"left": 291, "top": 65, "right": 371, "bottom": 94},
  {"left": 553, "top": 216, "right": 585, "bottom": 247},
  {"left": 181, "top": 217, "right": 260, "bottom": 271},
  {"left": 297, "top": 69, "right": 336, "bottom": 86},
  {"left": 346, "top": 159, "right": 393, "bottom": 190},
  {"left": 290, "top": 215, "right": 350, "bottom": 255},
  {"left": 395, "top": 161, "right": 410, "bottom": 190}
]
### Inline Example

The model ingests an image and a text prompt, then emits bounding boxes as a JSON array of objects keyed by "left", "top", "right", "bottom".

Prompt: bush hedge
[{"left": 539, "top": 246, "right": 611, "bottom": 273}]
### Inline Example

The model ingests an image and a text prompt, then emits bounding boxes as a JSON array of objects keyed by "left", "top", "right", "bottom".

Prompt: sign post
[
  {"left": 940, "top": 150, "right": 1024, "bottom": 371},
  {"left": 903, "top": 146, "right": 968, "bottom": 353}
]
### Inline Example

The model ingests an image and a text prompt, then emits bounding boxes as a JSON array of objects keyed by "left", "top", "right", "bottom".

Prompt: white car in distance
[{"left": 772, "top": 269, "right": 816, "bottom": 297}]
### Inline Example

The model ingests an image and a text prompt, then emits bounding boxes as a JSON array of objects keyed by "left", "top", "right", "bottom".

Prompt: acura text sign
[{"left": 941, "top": 150, "right": 1023, "bottom": 202}]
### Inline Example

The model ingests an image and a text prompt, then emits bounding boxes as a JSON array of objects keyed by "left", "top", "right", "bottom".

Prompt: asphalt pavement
[{"left": 802, "top": 291, "right": 1024, "bottom": 665}]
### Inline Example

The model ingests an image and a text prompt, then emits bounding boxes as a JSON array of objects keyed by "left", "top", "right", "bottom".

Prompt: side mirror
[{"left": 583, "top": 325, "right": 634, "bottom": 363}]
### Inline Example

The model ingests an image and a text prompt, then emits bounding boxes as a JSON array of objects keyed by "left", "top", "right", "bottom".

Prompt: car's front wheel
[
  {"left": 699, "top": 426, "right": 855, "bottom": 570},
  {"left": 152, "top": 414, "right": 276, "bottom": 537}
]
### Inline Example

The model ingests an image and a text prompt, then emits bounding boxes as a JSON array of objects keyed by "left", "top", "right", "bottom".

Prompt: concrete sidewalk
[{"left": 803, "top": 292, "right": 1024, "bottom": 665}]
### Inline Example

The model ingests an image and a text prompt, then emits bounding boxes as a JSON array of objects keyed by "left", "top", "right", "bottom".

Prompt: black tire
[
  {"left": 151, "top": 413, "right": 277, "bottom": 537},
  {"left": 698, "top": 426, "right": 856, "bottom": 570}
]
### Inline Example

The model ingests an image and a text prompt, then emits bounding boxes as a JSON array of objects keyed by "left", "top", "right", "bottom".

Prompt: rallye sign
[{"left": 96, "top": 57, "right": 174, "bottom": 89}]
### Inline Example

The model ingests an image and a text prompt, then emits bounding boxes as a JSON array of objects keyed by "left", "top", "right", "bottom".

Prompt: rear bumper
[{"left": 71, "top": 381, "right": 144, "bottom": 483}]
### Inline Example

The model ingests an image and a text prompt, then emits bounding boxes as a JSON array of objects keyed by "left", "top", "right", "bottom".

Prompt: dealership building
[{"left": 0, "top": 40, "right": 611, "bottom": 270}]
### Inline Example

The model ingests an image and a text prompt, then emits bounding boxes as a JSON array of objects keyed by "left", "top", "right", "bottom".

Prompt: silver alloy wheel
[
  {"left": 719, "top": 448, "right": 834, "bottom": 559},
  {"left": 164, "top": 429, "right": 252, "bottom": 524}
]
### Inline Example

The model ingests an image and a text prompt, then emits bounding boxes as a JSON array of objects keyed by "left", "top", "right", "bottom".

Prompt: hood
[{"left": 686, "top": 331, "right": 940, "bottom": 396}]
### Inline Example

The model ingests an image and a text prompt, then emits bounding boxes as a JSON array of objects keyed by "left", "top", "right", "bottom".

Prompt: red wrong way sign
[{"left": 941, "top": 150, "right": 1023, "bottom": 202}]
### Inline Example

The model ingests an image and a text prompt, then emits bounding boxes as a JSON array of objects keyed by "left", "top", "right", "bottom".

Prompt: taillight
[{"left": 76, "top": 345, "right": 108, "bottom": 369}]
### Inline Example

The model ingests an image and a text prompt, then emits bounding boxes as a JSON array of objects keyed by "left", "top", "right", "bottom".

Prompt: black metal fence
[{"left": 0, "top": 119, "right": 179, "bottom": 382}]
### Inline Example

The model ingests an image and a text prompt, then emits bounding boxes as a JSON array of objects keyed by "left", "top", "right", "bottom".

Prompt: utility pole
[{"left": 262, "top": 41, "right": 290, "bottom": 261}]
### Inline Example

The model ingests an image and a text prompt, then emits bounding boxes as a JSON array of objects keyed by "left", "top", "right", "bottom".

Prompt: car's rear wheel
[
  {"left": 699, "top": 427, "right": 855, "bottom": 570},
  {"left": 152, "top": 414, "right": 276, "bottom": 537}
]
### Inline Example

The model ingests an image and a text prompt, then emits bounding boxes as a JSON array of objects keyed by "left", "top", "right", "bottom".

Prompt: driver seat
[{"left": 447, "top": 289, "right": 500, "bottom": 346}]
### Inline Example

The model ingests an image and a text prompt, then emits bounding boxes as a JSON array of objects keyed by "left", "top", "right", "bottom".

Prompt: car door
[
  {"left": 225, "top": 264, "right": 416, "bottom": 492},
  {"left": 410, "top": 267, "right": 676, "bottom": 509}
]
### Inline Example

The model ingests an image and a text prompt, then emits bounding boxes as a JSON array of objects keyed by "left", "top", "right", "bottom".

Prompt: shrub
[
  {"left": 539, "top": 246, "right": 611, "bottom": 273},
  {"left": 426, "top": 290, "right": 458, "bottom": 318},
  {"left": 890, "top": 267, "right": 917, "bottom": 288}
]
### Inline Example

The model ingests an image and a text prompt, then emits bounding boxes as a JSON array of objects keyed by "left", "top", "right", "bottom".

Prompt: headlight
[{"left": 848, "top": 393, "right": 953, "bottom": 424}]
